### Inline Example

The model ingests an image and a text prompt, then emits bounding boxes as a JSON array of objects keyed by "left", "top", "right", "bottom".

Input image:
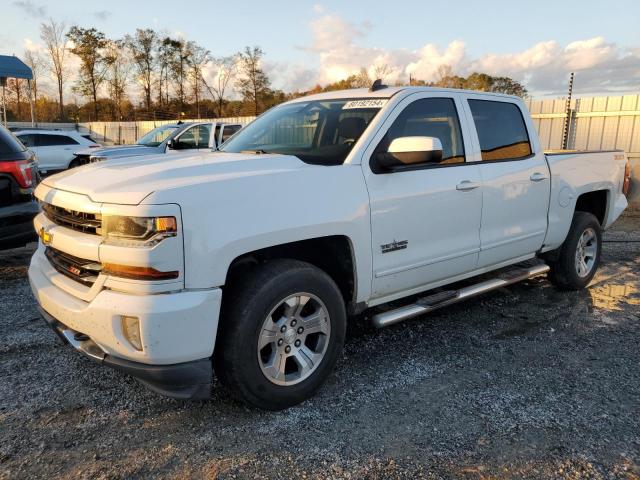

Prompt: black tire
[
  {"left": 547, "top": 211, "right": 602, "bottom": 290},
  {"left": 68, "top": 159, "right": 81, "bottom": 169},
  {"left": 214, "top": 259, "right": 346, "bottom": 410}
]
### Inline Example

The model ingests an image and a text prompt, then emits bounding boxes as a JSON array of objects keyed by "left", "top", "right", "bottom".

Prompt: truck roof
[{"left": 289, "top": 86, "right": 521, "bottom": 103}]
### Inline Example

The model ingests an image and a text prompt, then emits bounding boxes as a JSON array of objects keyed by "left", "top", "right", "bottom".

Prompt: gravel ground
[{"left": 1, "top": 214, "right": 639, "bottom": 479}]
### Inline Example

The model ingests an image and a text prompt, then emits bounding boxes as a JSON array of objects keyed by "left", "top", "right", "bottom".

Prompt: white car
[
  {"left": 15, "top": 129, "right": 100, "bottom": 173},
  {"left": 28, "top": 85, "right": 630, "bottom": 409}
]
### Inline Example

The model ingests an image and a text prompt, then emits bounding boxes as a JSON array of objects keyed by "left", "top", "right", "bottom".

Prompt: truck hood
[
  {"left": 74, "top": 144, "right": 158, "bottom": 157},
  {"left": 42, "top": 151, "right": 307, "bottom": 205}
]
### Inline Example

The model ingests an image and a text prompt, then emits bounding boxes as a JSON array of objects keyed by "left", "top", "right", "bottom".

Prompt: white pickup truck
[{"left": 29, "top": 84, "right": 631, "bottom": 410}]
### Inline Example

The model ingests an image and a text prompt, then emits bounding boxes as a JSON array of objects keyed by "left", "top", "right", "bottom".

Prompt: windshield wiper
[{"left": 240, "top": 149, "right": 270, "bottom": 154}]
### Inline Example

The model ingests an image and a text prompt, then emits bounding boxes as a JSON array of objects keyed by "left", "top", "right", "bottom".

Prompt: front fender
[{"left": 147, "top": 164, "right": 373, "bottom": 303}]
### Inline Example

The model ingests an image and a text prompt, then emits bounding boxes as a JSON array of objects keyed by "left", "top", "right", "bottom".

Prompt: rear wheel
[
  {"left": 214, "top": 259, "right": 346, "bottom": 410},
  {"left": 547, "top": 211, "right": 602, "bottom": 290}
]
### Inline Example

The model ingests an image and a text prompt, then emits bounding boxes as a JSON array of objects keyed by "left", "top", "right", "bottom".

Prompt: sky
[{"left": 2, "top": 0, "right": 640, "bottom": 99}]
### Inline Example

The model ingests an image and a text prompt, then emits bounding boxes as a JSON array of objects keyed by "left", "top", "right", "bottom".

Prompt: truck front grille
[
  {"left": 45, "top": 247, "right": 102, "bottom": 287},
  {"left": 42, "top": 202, "right": 101, "bottom": 235}
]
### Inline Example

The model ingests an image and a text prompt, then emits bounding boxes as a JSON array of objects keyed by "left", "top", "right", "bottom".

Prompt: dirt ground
[{"left": 1, "top": 213, "right": 639, "bottom": 479}]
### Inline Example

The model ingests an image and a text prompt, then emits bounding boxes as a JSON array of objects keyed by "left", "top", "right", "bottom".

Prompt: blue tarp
[{"left": 0, "top": 55, "right": 33, "bottom": 80}]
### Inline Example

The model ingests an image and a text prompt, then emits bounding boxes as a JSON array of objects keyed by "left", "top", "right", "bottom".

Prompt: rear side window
[
  {"left": 0, "top": 127, "right": 27, "bottom": 154},
  {"left": 374, "top": 97, "right": 465, "bottom": 165},
  {"left": 221, "top": 125, "right": 241, "bottom": 143},
  {"left": 468, "top": 100, "right": 532, "bottom": 161},
  {"left": 36, "top": 134, "right": 79, "bottom": 146},
  {"left": 17, "top": 134, "right": 37, "bottom": 147}
]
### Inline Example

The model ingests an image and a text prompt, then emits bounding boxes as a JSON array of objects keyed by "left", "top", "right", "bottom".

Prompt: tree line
[{"left": 3, "top": 19, "right": 528, "bottom": 123}]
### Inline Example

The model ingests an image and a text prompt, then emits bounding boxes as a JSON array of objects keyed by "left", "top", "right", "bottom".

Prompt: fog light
[{"left": 121, "top": 315, "right": 142, "bottom": 351}]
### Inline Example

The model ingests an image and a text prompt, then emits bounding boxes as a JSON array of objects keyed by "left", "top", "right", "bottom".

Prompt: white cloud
[{"left": 285, "top": 10, "right": 640, "bottom": 96}]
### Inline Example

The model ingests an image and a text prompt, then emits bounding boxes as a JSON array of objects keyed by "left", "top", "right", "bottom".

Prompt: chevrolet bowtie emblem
[{"left": 39, "top": 227, "right": 53, "bottom": 245}]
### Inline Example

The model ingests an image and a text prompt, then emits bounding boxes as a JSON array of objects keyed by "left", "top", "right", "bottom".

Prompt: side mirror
[
  {"left": 374, "top": 136, "right": 443, "bottom": 171},
  {"left": 166, "top": 139, "right": 174, "bottom": 149}
]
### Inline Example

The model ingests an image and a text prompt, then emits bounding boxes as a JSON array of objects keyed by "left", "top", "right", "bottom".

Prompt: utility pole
[{"left": 562, "top": 72, "right": 574, "bottom": 150}]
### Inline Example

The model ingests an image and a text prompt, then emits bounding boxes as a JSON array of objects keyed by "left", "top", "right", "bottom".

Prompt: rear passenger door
[
  {"left": 32, "top": 134, "right": 79, "bottom": 171},
  {"left": 463, "top": 96, "right": 550, "bottom": 268},
  {"left": 363, "top": 93, "right": 483, "bottom": 301}
]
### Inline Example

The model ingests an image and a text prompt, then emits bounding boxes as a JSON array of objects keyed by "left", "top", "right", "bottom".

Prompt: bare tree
[
  {"left": 104, "top": 39, "right": 131, "bottom": 119},
  {"left": 40, "top": 18, "right": 68, "bottom": 120},
  {"left": 125, "top": 28, "right": 156, "bottom": 112},
  {"left": 203, "top": 55, "right": 237, "bottom": 117},
  {"left": 187, "top": 42, "right": 210, "bottom": 118},
  {"left": 373, "top": 64, "right": 392, "bottom": 82},
  {"left": 7, "top": 79, "right": 25, "bottom": 120},
  {"left": 23, "top": 49, "right": 45, "bottom": 106},
  {"left": 236, "top": 46, "right": 270, "bottom": 115},
  {"left": 353, "top": 67, "right": 371, "bottom": 88},
  {"left": 160, "top": 37, "right": 191, "bottom": 112}
]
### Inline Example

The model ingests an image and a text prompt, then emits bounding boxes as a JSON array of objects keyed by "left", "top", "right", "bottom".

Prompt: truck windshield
[
  {"left": 136, "top": 125, "right": 180, "bottom": 147},
  {"left": 220, "top": 99, "right": 385, "bottom": 165}
]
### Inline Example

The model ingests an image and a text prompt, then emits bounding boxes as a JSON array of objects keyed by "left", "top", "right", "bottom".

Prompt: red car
[{"left": 0, "top": 125, "right": 39, "bottom": 249}]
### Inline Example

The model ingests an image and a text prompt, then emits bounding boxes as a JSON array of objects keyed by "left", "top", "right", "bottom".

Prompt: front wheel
[
  {"left": 547, "top": 211, "right": 602, "bottom": 290},
  {"left": 214, "top": 259, "right": 346, "bottom": 410}
]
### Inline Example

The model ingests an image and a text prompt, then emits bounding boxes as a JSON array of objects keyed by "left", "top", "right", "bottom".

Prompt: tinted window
[
  {"left": 374, "top": 98, "right": 465, "bottom": 165},
  {"left": 0, "top": 127, "right": 27, "bottom": 154},
  {"left": 17, "top": 134, "right": 37, "bottom": 147},
  {"left": 36, "top": 134, "right": 79, "bottom": 146},
  {"left": 468, "top": 100, "right": 532, "bottom": 161},
  {"left": 177, "top": 124, "right": 211, "bottom": 149}
]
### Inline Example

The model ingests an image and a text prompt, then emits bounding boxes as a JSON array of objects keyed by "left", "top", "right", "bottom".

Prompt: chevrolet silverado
[{"left": 29, "top": 84, "right": 630, "bottom": 409}]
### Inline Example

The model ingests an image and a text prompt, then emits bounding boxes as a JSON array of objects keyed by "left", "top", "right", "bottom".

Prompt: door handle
[
  {"left": 530, "top": 172, "right": 548, "bottom": 182},
  {"left": 456, "top": 180, "right": 480, "bottom": 191}
]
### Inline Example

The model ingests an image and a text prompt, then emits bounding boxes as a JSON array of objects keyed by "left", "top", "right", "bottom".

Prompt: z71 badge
[{"left": 381, "top": 239, "right": 408, "bottom": 254}]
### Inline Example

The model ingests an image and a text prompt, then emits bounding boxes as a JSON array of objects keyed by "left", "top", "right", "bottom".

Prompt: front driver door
[{"left": 362, "top": 93, "right": 483, "bottom": 301}]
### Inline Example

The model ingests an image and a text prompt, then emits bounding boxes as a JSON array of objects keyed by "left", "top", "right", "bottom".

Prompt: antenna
[
  {"left": 369, "top": 79, "right": 387, "bottom": 92},
  {"left": 562, "top": 72, "right": 574, "bottom": 150}
]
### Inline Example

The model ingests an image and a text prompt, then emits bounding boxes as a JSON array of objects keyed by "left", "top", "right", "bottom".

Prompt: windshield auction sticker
[{"left": 342, "top": 99, "right": 388, "bottom": 109}]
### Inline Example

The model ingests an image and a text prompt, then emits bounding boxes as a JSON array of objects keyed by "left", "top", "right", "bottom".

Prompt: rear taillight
[
  {"left": 623, "top": 160, "right": 631, "bottom": 196},
  {"left": 0, "top": 159, "right": 34, "bottom": 188}
]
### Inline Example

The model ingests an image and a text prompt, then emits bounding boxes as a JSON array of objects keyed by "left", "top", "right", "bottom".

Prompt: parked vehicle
[
  {"left": 0, "top": 126, "right": 39, "bottom": 250},
  {"left": 14, "top": 129, "right": 100, "bottom": 174},
  {"left": 28, "top": 84, "right": 630, "bottom": 409},
  {"left": 71, "top": 121, "right": 243, "bottom": 166}
]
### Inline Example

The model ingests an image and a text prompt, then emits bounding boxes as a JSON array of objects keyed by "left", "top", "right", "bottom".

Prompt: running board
[{"left": 371, "top": 263, "right": 550, "bottom": 329}]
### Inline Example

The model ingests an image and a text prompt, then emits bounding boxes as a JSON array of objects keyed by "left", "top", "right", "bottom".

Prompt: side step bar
[{"left": 372, "top": 263, "right": 550, "bottom": 329}]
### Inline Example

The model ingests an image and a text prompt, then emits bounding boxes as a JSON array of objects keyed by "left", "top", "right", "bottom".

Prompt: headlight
[{"left": 102, "top": 216, "right": 177, "bottom": 246}]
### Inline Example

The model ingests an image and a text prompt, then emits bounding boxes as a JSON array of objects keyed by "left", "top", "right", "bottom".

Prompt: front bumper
[
  {"left": 38, "top": 306, "right": 212, "bottom": 399},
  {"left": 29, "top": 246, "right": 223, "bottom": 399}
]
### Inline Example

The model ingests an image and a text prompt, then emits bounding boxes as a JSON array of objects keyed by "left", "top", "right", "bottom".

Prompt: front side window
[
  {"left": 221, "top": 99, "right": 383, "bottom": 165},
  {"left": 468, "top": 100, "right": 532, "bottom": 161},
  {"left": 374, "top": 98, "right": 466, "bottom": 166},
  {"left": 177, "top": 125, "right": 211, "bottom": 149},
  {"left": 36, "top": 134, "right": 79, "bottom": 146}
]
